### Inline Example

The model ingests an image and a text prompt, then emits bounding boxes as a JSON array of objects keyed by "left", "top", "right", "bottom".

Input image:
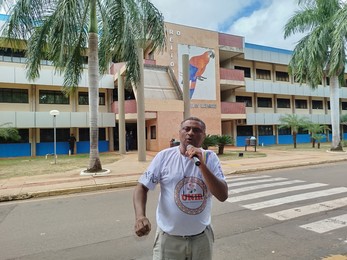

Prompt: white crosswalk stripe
[
  {"left": 266, "top": 197, "right": 347, "bottom": 221},
  {"left": 243, "top": 187, "right": 347, "bottom": 210},
  {"left": 227, "top": 183, "right": 328, "bottom": 203},
  {"left": 227, "top": 177, "right": 288, "bottom": 187},
  {"left": 226, "top": 175, "right": 347, "bottom": 234},
  {"left": 300, "top": 213, "right": 347, "bottom": 233},
  {"left": 226, "top": 175, "right": 271, "bottom": 182},
  {"left": 228, "top": 180, "right": 305, "bottom": 195}
]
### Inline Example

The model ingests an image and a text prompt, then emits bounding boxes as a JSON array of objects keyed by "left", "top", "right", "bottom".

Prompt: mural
[{"left": 178, "top": 44, "right": 216, "bottom": 100}]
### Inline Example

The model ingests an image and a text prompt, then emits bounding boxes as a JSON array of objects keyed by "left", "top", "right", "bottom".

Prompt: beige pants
[{"left": 153, "top": 226, "right": 214, "bottom": 260}]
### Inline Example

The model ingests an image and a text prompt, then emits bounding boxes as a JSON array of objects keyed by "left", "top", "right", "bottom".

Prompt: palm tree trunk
[
  {"left": 330, "top": 76, "right": 342, "bottom": 151},
  {"left": 218, "top": 144, "right": 224, "bottom": 155},
  {"left": 293, "top": 132, "right": 297, "bottom": 149},
  {"left": 87, "top": 0, "right": 102, "bottom": 172}
]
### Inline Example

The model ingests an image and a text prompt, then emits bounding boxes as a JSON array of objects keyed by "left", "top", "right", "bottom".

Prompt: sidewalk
[{"left": 1, "top": 147, "right": 346, "bottom": 202}]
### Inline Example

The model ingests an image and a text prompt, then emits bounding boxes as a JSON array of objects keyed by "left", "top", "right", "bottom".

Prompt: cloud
[
  {"left": 228, "top": 0, "right": 303, "bottom": 50},
  {"left": 150, "top": 0, "right": 304, "bottom": 50}
]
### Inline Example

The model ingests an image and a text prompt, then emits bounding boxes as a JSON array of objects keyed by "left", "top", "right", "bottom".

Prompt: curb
[
  {"left": 226, "top": 158, "right": 347, "bottom": 175},
  {"left": 0, "top": 181, "right": 139, "bottom": 203},
  {"left": 1, "top": 158, "right": 346, "bottom": 203}
]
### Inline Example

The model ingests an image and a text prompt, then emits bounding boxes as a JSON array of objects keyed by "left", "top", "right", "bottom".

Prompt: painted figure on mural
[{"left": 189, "top": 50, "right": 215, "bottom": 99}]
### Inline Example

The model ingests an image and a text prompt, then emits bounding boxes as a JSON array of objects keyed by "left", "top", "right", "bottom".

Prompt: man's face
[{"left": 179, "top": 120, "right": 206, "bottom": 148}]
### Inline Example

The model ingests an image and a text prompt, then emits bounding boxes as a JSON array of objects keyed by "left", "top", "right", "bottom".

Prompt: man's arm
[
  {"left": 198, "top": 162, "right": 228, "bottom": 202},
  {"left": 133, "top": 183, "right": 151, "bottom": 237},
  {"left": 186, "top": 147, "right": 228, "bottom": 202}
]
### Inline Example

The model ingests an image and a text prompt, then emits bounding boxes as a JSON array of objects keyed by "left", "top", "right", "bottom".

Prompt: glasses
[{"left": 181, "top": 126, "right": 204, "bottom": 134}]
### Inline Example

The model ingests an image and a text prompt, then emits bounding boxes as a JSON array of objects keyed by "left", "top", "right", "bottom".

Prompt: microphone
[{"left": 187, "top": 145, "right": 201, "bottom": 166}]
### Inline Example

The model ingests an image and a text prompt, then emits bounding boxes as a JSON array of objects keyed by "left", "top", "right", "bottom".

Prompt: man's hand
[{"left": 135, "top": 216, "right": 151, "bottom": 237}]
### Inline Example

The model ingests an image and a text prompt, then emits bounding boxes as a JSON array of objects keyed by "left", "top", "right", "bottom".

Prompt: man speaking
[{"left": 133, "top": 117, "right": 228, "bottom": 260}]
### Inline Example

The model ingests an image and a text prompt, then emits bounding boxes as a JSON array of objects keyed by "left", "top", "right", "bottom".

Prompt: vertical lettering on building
[{"left": 168, "top": 28, "right": 181, "bottom": 71}]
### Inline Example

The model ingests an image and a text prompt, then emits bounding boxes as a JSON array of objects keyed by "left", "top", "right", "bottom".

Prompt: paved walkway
[{"left": 1, "top": 147, "right": 346, "bottom": 202}]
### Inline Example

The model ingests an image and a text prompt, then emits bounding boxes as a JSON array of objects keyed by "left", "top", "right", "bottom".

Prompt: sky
[{"left": 149, "top": 0, "right": 304, "bottom": 51}]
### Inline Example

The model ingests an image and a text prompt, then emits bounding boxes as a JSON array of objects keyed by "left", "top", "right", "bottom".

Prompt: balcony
[
  {"left": 221, "top": 101, "right": 246, "bottom": 120},
  {"left": 111, "top": 100, "right": 137, "bottom": 114},
  {"left": 220, "top": 68, "right": 245, "bottom": 91},
  {"left": 218, "top": 33, "right": 244, "bottom": 62}
]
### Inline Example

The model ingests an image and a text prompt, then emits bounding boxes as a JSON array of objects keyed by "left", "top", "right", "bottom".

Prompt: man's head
[{"left": 179, "top": 117, "right": 206, "bottom": 149}]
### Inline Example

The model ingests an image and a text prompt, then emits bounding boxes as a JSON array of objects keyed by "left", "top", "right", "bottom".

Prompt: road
[{"left": 1, "top": 161, "right": 347, "bottom": 260}]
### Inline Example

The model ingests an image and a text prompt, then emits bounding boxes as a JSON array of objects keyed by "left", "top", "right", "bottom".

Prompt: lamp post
[{"left": 49, "top": 110, "right": 60, "bottom": 164}]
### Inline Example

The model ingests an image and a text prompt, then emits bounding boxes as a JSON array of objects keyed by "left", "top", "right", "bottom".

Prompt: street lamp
[{"left": 49, "top": 110, "right": 60, "bottom": 164}]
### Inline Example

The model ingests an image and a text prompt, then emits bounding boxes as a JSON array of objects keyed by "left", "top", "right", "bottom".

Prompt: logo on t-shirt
[{"left": 174, "top": 176, "right": 208, "bottom": 215}]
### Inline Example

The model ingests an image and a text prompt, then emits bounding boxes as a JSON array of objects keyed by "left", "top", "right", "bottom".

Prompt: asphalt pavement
[{"left": 1, "top": 146, "right": 346, "bottom": 202}]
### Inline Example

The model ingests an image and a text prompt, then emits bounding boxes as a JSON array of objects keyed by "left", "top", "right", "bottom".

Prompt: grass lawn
[
  {"left": 261, "top": 142, "right": 333, "bottom": 151},
  {"left": 0, "top": 152, "right": 121, "bottom": 179}
]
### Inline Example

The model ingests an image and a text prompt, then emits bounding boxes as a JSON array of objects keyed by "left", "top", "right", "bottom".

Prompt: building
[
  {"left": 112, "top": 22, "right": 347, "bottom": 151},
  {"left": 1, "top": 18, "right": 347, "bottom": 157}
]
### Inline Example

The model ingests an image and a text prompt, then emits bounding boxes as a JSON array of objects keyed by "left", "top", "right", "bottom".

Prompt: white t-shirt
[{"left": 139, "top": 146, "right": 225, "bottom": 236}]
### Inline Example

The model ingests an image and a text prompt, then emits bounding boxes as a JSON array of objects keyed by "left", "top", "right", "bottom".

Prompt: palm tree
[
  {"left": 201, "top": 134, "right": 218, "bottom": 150},
  {"left": 0, "top": 0, "right": 165, "bottom": 172},
  {"left": 279, "top": 114, "right": 310, "bottom": 148},
  {"left": 312, "top": 133, "right": 325, "bottom": 149},
  {"left": 284, "top": 0, "right": 346, "bottom": 151},
  {"left": 215, "top": 135, "right": 234, "bottom": 155},
  {"left": 304, "top": 122, "right": 329, "bottom": 148},
  {"left": 0, "top": 123, "right": 20, "bottom": 142}
]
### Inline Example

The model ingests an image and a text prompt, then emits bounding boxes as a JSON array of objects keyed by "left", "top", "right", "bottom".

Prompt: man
[
  {"left": 133, "top": 117, "right": 228, "bottom": 260},
  {"left": 68, "top": 133, "right": 76, "bottom": 155}
]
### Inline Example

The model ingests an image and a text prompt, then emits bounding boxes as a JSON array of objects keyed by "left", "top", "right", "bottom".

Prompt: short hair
[{"left": 180, "top": 117, "right": 206, "bottom": 132}]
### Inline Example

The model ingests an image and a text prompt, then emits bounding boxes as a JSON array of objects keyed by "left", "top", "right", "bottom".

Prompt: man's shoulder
[{"left": 155, "top": 146, "right": 179, "bottom": 158}]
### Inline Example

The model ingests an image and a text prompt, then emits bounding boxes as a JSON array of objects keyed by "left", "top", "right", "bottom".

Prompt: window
[
  {"left": 79, "top": 128, "right": 89, "bottom": 141},
  {"left": 99, "top": 93, "right": 106, "bottom": 105},
  {"left": 257, "top": 97, "right": 272, "bottom": 108},
  {"left": 236, "top": 126, "right": 253, "bottom": 136},
  {"left": 0, "top": 129, "right": 29, "bottom": 144},
  {"left": 78, "top": 92, "right": 89, "bottom": 105},
  {"left": 295, "top": 99, "right": 308, "bottom": 109},
  {"left": 234, "top": 66, "right": 251, "bottom": 78},
  {"left": 258, "top": 125, "right": 273, "bottom": 136},
  {"left": 236, "top": 96, "right": 252, "bottom": 107},
  {"left": 99, "top": 128, "right": 106, "bottom": 140},
  {"left": 0, "top": 88, "right": 28, "bottom": 103},
  {"left": 0, "top": 48, "right": 26, "bottom": 63},
  {"left": 256, "top": 69, "right": 271, "bottom": 80},
  {"left": 278, "top": 127, "right": 291, "bottom": 135},
  {"left": 342, "top": 102, "right": 347, "bottom": 110},
  {"left": 312, "top": 100, "right": 323, "bottom": 109},
  {"left": 277, "top": 98, "right": 291, "bottom": 108},
  {"left": 39, "top": 90, "right": 69, "bottom": 104},
  {"left": 40, "top": 128, "right": 70, "bottom": 142},
  {"left": 150, "top": 125, "right": 156, "bottom": 139},
  {"left": 79, "top": 128, "right": 106, "bottom": 141},
  {"left": 294, "top": 75, "right": 306, "bottom": 84},
  {"left": 327, "top": 101, "right": 330, "bottom": 110},
  {"left": 275, "top": 71, "right": 289, "bottom": 82},
  {"left": 17, "top": 129, "right": 30, "bottom": 143},
  {"left": 298, "top": 127, "right": 308, "bottom": 134},
  {"left": 78, "top": 92, "right": 106, "bottom": 105}
]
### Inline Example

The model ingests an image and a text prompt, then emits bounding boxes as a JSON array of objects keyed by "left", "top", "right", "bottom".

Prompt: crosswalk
[{"left": 226, "top": 175, "right": 347, "bottom": 234}]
